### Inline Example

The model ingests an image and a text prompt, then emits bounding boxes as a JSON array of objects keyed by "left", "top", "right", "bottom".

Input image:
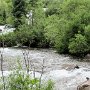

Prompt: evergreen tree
[
  {"left": 12, "top": 0, "right": 26, "bottom": 28},
  {"left": 2, "top": 10, "right": 6, "bottom": 23}
]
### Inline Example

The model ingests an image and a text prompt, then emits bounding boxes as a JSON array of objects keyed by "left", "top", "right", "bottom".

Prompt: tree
[
  {"left": 0, "top": 0, "right": 7, "bottom": 24},
  {"left": 25, "top": 0, "right": 48, "bottom": 47},
  {"left": 12, "top": 0, "right": 26, "bottom": 28},
  {"left": 5, "top": 0, "right": 14, "bottom": 25},
  {"left": 26, "top": 0, "right": 43, "bottom": 26},
  {"left": 45, "top": 0, "right": 62, "bottom": 16},
  {"left": 0, "top": 0, "right": 14, "bottom": 24},
  {"left": 48, "top": 0, "right": 90, "bottom": 55}
]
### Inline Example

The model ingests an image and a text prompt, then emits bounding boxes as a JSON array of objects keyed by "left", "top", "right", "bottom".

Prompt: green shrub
[
  {"left": 8, "top": 71, "right": 39, "bottom": 90},
  {"left": 0, "top": 24, "right": 50, "bottom": 48},
  {"left": 0, "top": 70, "right": 54, "bottom": 90},
  {"left": 68, "top": 34, "right": 89, "bottom": 57},
  {"left": 85, "top": 25, "right": 90, "bottom": 45},
  {"left": 4, "top": 32, "right": 16, "bottom": 46}
]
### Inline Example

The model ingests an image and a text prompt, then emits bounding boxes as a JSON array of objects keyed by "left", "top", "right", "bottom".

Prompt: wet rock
[
  {"left": 77, "top": 78, "right": 90, "bottom": 90},
  {"left": 85, "top": 54, "right": 90, "bottom": 59},
  {"left": 61, "top": 64, "right": 79, "bottom": 70},
  {"left": 84, "top": 54, "right": 90, "bottom": 61},
  {"left": 74, "top": 65, "right": 79, "bottom": 69},
  {"left": 86, "top": 77, "right": 89, "bottom": 81}
]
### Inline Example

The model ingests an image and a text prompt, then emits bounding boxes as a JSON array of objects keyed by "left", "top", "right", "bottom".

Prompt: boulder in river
[
  {"left": 77, "top": 78, "right": 90, "bottom": 90},
  {"left": 61, "top": 64, "right": 79, "bottom": 70}
]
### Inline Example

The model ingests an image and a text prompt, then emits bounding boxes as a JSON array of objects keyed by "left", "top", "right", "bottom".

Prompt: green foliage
[
  {"left": 0, "top": 8, "right": 6, "bottom": 24},
  {"left": 85, "top": 25, "right": 90, "bottom": 45},
  {"left": 3, "top": 32, "right": 16, "bottom": 46},
  {"left": 0, "top": 25, "right": 33, "bottom": 47},
  {"left": 68, "top": 34, "right": 89, "bottom": 57},
  {"left": 46, "top": 0, "right": 90, "bottom": 56},
  {"left": 0, "top": 23, "right": 49, "bottom": 48},
  {"left": 0, "top": 0, "right": 13, "bottom": 24},
  {"left": 15, "top": 25, "right": 33, "bottom": 46},
  {"left": 7, "top": 71, "right": 53, "bottom": 90},
  {"left": 85, "top": 25, "right": 90, "bottom": 52},
  {"left": 45, "top": 0, "right": 62, "bottom": 16},
  {"left": 45, "top": 15, "right": 60, "bottom": 47},
  {"left": 8, "top": 71, "right": 39, "bottom": 90},
  {"left": 0, "top": 68, "right": 54, "bottom": 90},
  {"left": 25, "top": 0, "right": 50, "bottom": 47}
]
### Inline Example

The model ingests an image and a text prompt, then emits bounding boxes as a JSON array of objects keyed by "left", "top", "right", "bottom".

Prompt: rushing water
[
  {"left": 0, "top": 47, "right": 90, "bottom": 90},
  {"left": 0, "top": 25, "right": 15, "bottom": 35}
]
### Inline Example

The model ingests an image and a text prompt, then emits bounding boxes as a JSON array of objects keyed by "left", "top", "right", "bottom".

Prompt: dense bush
[{"left": 68, "top": 34, "right": 89, "bottom": 57}]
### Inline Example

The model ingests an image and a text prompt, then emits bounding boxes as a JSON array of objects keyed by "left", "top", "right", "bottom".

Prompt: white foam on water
[
  {"left": 0, "top": 25, "right": 15, "bottom": 34},
  {"left": 40, "top": 68, "right": 90, "bottom": 90},
  {"left": 29, "top": 71, "right": 41, "bottom": 78},
  {"left": 0, "top": 71, "right": 41, "bottom": 78},
  {"left": 44, "top": 69, "right": 69, "bottom": 80},
  {"left": 0, "top": 71, "right": 12, "bottom": 77},
  {"left": 0, "top": 48, "right": 90, "bottom": 90},
  {"left": 0, "top": 26, "right": 5, "bottom": 31}
]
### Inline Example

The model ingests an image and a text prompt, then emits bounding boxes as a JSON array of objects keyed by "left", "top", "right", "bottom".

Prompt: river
[{"left": 0, "top": 47, "right": 90, "bottom": 90}]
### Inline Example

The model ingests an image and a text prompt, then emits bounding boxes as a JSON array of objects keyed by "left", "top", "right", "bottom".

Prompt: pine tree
[
  {"left": 2, "top": 10, "right": 6, "bottom": 24},
  {"left": 12, "top": 0, "right": 26, "bottom": 28}
]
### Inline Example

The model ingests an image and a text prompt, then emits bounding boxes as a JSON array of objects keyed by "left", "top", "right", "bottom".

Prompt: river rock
[
  {"left": 77, "top": 80, "right": 90, "bottom": 90},
  {"left": 61, "top": 64, "right": 79, "bottom": 70}
]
